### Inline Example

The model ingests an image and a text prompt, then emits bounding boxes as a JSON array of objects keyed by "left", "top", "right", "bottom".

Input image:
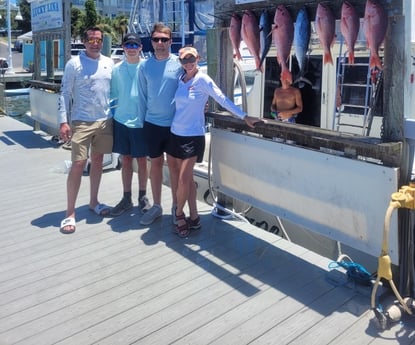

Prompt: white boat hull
[{"left": 161, "top": 132, "right": 383, "bottom": 272}]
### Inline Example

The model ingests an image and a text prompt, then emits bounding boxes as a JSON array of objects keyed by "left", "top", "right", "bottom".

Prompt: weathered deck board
[{"left": 0, "top": 115, "right": 413, "bottom": 345}]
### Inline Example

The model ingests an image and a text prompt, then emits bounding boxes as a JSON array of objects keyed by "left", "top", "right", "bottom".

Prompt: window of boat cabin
[
  {"left": 261, "top": 55, "right": 383, "bottom": 133},
  {"left": 262, "top": 56, "right": 322, "bottom": 127}
]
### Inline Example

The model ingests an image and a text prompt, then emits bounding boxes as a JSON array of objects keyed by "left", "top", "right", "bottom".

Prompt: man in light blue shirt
[
  {"left": 110, "top": 33, "right": 150, "bottom": 217},
  {"left": 137, "top": 23, "right": 182, "bottom": 225}
]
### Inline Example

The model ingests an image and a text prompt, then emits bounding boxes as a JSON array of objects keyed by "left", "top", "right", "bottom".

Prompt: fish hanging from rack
[
  {"left": 293, "top": 7, "right": 311, "bottom": 85},
  {"left": 241, "top": 10, "right": 262, "bottom": 72},
  {"left": 315, "top": 3, "right": 335, "bottom": 65},
  {"left": 259, "top": 9, "right": 272, "bottom": 70},
  {"left": 229, "top": 13, "right": 242, "bottom": 61},
  {"left": 340, "top": 1, "right": 360, "bottom": 65},
  {"left": 272, "top": 4, "right": 294, "bottom": 82},
  {"left": 363, "top": 0, "right": 388, "bottom": 70}
]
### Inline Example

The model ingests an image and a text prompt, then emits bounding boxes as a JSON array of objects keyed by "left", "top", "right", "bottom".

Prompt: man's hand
[
  {"left": 277, "top": 110, "right": 292, "bottom": 120},
  {"left": 244, "top": 116, "right": 262, "bottom": 128},
  {"left": 60, "top": 123, "right": 72, "bottom": 142}
]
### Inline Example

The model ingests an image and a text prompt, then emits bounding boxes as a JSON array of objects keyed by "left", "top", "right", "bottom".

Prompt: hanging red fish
[
  {"left": 341, "top": 1, "right": 360, "bottom": 65},
  {"left": 363, "top": 0, "right": 388, "bottom": 70},
  {"left": 272, "top": 4, "right": 294, "bottom": 82},
  {"left": 315, "top": 3, "right": 335, "bottom": 65}
]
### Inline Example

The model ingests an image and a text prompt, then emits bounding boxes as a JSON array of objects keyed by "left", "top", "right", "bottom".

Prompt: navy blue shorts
[
  {"left": 112, "top": 120, "right": 148, "bottom": 158},
  {"left": 143, "top": 121, "right": 171, "bottom": 158},
  {"left": 167, "top": 133, "right": 205, "bottom": 163}
]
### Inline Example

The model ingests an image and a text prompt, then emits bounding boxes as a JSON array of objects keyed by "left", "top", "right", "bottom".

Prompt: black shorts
[
  {"left": 113, "top": 120, "right": 148, "bottom": 158},
  {"left": 167, "top": 133, "right": 205, "bottom": 163},
  {"left": 143, "top": 121, "right": 171, "bottom": 158}
]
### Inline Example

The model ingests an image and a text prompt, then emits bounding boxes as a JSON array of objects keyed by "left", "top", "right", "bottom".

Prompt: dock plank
[
  {"left": 0, "top": 115, "right": 411, "bottom": 345},
  {"left": 95, "top": 242, "right": 309, "bottom": 345},
  {"left": 162, "top": 255, "right": 331, "bottom": 345},
  {"left": 11, "top": 231, "right": 278, "bottom": 344}
]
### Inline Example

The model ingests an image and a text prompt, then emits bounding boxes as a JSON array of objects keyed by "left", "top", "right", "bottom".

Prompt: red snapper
[
  {"left": 341, "top": 1, "right": 360, "bottom": 65},
  {"left": 241, "top": 10, "right": 262, "bottom": 72},
  {"left": 315, "top": 3, "right": 335, "bottom": 65},
  {"left": 363, "top": 0, "right": 388, "bottom": 69},
  {"left": 272, "top": 5, "right": 294, "bottom": 83},
  {"left": 229, "top": 14, "right": 242, "bottom": 61}
]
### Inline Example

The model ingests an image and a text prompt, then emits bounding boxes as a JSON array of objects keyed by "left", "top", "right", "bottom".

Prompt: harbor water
[{"left": 4, "top": 93, "right": 31, "bottom": 122}]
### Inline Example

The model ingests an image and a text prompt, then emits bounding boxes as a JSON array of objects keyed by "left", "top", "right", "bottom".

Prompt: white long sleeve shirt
[
  {"left": 171, "top": 71, "right": 246, "bottom": 136},
  {"left": 58, "top": 51, "right": 114, "bottom": 124}
]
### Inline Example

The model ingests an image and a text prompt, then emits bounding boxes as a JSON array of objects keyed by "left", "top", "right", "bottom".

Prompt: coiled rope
[{"left": 328, "top": 254, "right": 372, "bottom": 286}]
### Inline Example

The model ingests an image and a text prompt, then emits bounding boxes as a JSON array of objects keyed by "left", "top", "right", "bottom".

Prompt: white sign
[{"left": 31, "top": 0, "right": 63, "bottom": 32}]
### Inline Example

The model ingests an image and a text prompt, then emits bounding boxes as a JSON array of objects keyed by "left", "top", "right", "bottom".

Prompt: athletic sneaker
[
  {"left": 171, "top": 205, "right": 177, "bottom": 225},
  {"left": 140, "top": 204, "right": 162, "bottom": 225},
  {"left": 139, "top": 196, "right": 151, "bottom": 213},
  {"left": 110, "top": 198, "right": 133, "bottom": 217}
]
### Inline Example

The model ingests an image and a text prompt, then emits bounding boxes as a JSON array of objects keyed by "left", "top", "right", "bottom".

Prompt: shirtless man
[{"left": 270, "top": 78, "right": 303, "bottom": 123}]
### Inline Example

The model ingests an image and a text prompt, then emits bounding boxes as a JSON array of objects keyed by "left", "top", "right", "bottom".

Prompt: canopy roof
[{"left": 17, "top": 31, "right": 32, "bottom": 41}]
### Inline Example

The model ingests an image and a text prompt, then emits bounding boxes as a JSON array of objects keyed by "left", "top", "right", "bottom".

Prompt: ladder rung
[
  {"left": 341, "top": 63, "right": 370, "bottom": 67},
  {"left": 337, "top": 123, "right": 367, "bottom": 129},
  {"left": 341, "top": 104, "right": 370, "bottom": 109},
  {"left": 340, "top": 83, "right": 372, "bottom": 88}
]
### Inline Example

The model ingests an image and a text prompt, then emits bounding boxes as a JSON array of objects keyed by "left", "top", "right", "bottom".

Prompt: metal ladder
[
  {"left": 163, "top": 0, "right": 187, "bottom": 47},
  {"left": 128, "top": 0, "right": 140, "bottom": 33},
  {"left": 334, "top": 53, "right": 383, "bottom": 136},
  {"left": 163, "top": 0, "right": 186, "bottom": 31}
]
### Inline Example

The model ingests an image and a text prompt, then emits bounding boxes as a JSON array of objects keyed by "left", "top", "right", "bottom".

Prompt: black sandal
[
  {"left": 188, "top": 216, "right": 201, "bottom": 230},
  {"left": 176, "top": 213, "right": 190, "bottom": 238}
]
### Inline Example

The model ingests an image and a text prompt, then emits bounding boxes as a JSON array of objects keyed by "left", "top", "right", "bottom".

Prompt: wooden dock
[
  {"left": 0, "top": 115, "right": 413, "bottom": 344},
  {"left": 0, "top": 70, "right": 62, "bottom": 87}
]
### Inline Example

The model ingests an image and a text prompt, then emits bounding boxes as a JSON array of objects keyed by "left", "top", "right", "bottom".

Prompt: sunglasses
[
  {"left": 180, "top": 56, "right": 197, "bottom": 64},
  {"left": 151, "top": 37, "right": 170, "bottom": 43},
  {"left": 124, "top": 43, "right": 140, "bottom": 49},
  {"left": 86, "top": 38, "right": 103, "bottom": 44}
]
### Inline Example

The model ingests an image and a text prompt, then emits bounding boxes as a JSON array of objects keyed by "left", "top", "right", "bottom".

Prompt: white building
[{"left": 72, "top": 0, "right": 130, "bottom": 18}]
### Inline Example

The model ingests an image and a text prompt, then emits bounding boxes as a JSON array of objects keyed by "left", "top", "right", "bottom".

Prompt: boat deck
[{"left": 0, "top": 115, "right": 414, "bottom": 344}]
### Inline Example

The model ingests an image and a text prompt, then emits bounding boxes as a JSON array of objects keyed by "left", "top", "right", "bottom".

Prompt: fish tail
[
  {"left": 280, "top": 69, "right": 292, "bottom": 83},
  {"left": 255, "top": 57, "right": 264, "bottom": 73},
  {"left": 324, "top": 51, "right": 333, "bottom": 65},
  {"left": 259, "top": 55, "right": 266, "bottom": 70},
  {"left": 348, "top": 51, "right": 355, "bottom": 65},
  {"left": 369, "top": 54, "right": 383, "bottom": 70}
]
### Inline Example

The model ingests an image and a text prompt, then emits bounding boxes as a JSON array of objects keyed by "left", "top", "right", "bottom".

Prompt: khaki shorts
[{"left": 71, "top": 119, "right": 113, "bottom": 162}]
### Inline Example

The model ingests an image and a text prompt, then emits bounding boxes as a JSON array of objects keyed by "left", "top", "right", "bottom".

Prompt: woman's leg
[{"left": 176, "top": 156, "right": 197, "bottom": 231}]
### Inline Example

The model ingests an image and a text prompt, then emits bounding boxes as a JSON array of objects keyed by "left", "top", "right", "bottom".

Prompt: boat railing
[{"left": 27, "top": 80, "right": 61, "bottom": 135}]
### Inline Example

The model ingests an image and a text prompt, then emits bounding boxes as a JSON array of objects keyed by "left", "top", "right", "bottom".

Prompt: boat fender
[{"left": 385, "top": 304, "right": 403, "bottom": 322}]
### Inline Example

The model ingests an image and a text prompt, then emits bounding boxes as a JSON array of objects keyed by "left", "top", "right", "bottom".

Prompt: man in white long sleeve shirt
[{"left": 58, "top": 27, "right": 114, "bottom": 234}]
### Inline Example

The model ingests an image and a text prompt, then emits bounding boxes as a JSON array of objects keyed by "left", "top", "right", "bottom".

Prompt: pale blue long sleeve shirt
[
  {"left": 110, "top": 60, "right": 144, "bottom": 128},
  {"left": 137, "top": 54, "right": 182, "bottom": 127}
]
